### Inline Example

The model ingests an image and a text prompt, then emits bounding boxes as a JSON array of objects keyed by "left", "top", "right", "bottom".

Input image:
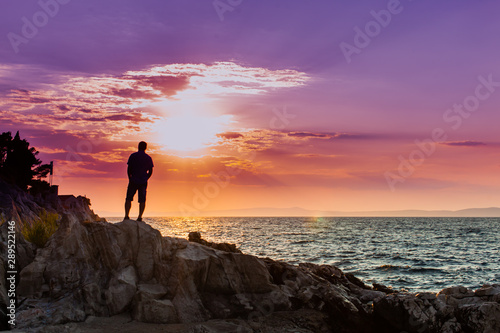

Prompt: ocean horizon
[{"left": 106, "top": 216, "right": 500, "bottom": 293}]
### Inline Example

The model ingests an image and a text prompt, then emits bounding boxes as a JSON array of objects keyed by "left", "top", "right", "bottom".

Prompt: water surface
[{"left": 107, "top": 216, "right": 500, "bottom": 292}]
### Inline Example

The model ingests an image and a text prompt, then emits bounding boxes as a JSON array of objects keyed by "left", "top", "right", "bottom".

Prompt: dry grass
[{"left": 22, "top": 210, "right": 59, "bottom": 247}]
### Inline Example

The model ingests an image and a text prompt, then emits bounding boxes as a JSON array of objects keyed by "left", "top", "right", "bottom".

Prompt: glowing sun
[{"left": 153, "top": 113, "right": 233, "bottom": 154}]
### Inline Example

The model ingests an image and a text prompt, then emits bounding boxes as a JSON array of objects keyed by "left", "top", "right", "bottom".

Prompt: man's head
[{"left": 138, "top": 141, "right": 147, "bottom": 151}]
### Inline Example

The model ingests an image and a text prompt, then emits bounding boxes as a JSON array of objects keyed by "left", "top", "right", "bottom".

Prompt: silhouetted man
[{"left": 125, "top": 141, "right": 153, "bottom": 221}]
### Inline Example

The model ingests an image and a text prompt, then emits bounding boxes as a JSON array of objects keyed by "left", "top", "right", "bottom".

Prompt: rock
[
  {"left": 188, "top": 231, "right": 202, "bottom": 242},
  {"left": 0, "top": 222, "right": 36, "bottom": 271},
  {"left": 0, "top": 261, "right": 8, "bottom": 331},
  {"left": 298, "top": 262, "right": 343, "bottom": 283},
  {"left": 105, "top": 266, "right": 138, "bottom": 315},
  {"left": 440, "top": 318, "right": 463, "bottom": 333},
  {"left": 193, "top": 320, "right": 252, "bottom": 333},
  {"left": 133, "top": 298, "right": 178, "bottom": 323},
  {"left": 456, "top": 302, "right": 500, "bottom": 333},
  {"left": 475, "top": 284, "right": 500, "bottom": 297},
  {"left": 372, "top": 283, "right": 396, "bottom": 294},
  {"left": 374, "top": 294, "right": 436, "bottom": 332},
  {"left": 357, "top": 289, "right": 386, "bottom": 303},
  {"left": 135, "top": 284, "right": 168, "bottom": 302},
  {"left": 0, "top": 218, "right": 37, "bottom": 329},
  {"left": 188, "top": 231, "right": 242, "bottom": 253},
  {"left": 439, "top": 285, "right": 475, "bottom": 299},
  {"left": 49, "top": 296, "right": 87, "bottom": 325},
  {"left": 82, "top": 282, "right": 108, "bottom": 315},
  {"left": 416, "top": 292, "right": 437, "bottom": 301},
  {"left": 344, "top": 272, "right": 369, "bottom": 289},
  {"left": 373, "top": 284, "right": 500, "bottom": 333},
  {"left": 17, "top": 260, "right": 46, "bottom": 298},
  {"left": 15, "top": 305, "right": 48, "bottom": 329},
  {"left": 434, "top": 295, "right": 455, "bottom": 318}
]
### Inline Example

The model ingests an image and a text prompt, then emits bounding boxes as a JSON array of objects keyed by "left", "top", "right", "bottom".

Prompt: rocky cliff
[{"left": 0, "top": 185, "right": 499, "bottom": 332}]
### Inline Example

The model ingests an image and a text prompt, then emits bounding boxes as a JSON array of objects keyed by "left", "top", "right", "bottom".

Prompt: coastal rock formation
[
  {"left": 0, "top": 180, "right": 99, "bottom": 330},
  {"left": 7, "top": 216, "right": 500, "bottom": 332},
  {"left": 188, "top": 231, "right": 242, "bottom": 253},
  {"left": 0, "top": 179, "right": 99, "bottom": 227},
  {"left": 0, "top": 180, "right": 45, "bottom": 226},
  {"left": 11, "top": 216, "right": 375, "bottom": 332},
  {"left": 0, "top": 184, "right": 498, "bottom": 332},
  {"left": 373, "top": 285, "right": 500, "bottom": 332}
]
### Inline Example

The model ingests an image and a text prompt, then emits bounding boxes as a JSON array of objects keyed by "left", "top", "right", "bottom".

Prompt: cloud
[
  {"left": 93, "top": 113, "right": 154, "bottom": 123},
  {"left": 216, "top": 129, "right": 378, "bottom": 154},
  {"left": 440, "top": 141, "right": 486, "bottom": 147},
  {"left": 141, "top": 154, "right": 283, "bottom": 187},
  {"left": 57, "top": 105, "right": 71, "bottom": 111},
  {"left": 108, "top": 88, "right": 157, "bottom": 100},
  {"left": 124, "top": 62, "right": 309, "bottom": 95},
  {"left": 216, "top": 130, "right": 283, "bottom": 152},
  {"left": 292, "top": 153, "right": 338, "bottom": 158},
  {"left": 138, "top": 75, "right": 191, "bottom": 96},
  {"left": 1, "top": 61, "right": 312, "bottom": 180},
  {"left": 0, "top": 62, "right": 308, "bottom": 141},
  {"left": 287, "top": 131, "right": 332, "bottom": 139},
  {"left": 217, "top": 132, "right": 244, "bottom": 140},
  {"left": 286, "top": 131, "right": 378, "bottom": 141}
]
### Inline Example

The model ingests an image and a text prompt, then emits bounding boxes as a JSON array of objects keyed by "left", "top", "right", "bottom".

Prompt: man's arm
[
  {"left": 147, "top": 167, "right": 153, "bottom": 180},
  {"left": 127, "top": 165, "right": 132, "bottom": 179}
]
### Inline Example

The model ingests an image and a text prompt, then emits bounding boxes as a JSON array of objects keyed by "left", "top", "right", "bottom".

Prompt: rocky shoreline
[{"left": 0, "top": 185, "right": 499, "bottom": 332}]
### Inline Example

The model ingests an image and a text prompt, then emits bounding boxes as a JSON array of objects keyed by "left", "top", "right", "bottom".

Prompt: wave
[
  {"left": 377, "top": 264, "right": 410, "bottom": 271},
  {"left": 273, "top": 232, "right": 307, "bottom": 236},
  {"left": 464, "top": 228, "right": 482, "bottom": 234},
  {"left": 409, "top": 267, "right": 445, "bottom": 273},
  {"left": 376, "top": 265, "right": 444, "bottom": 273},
  {"left": 291, "top": 240, "right": 315, "bottom": 244}
]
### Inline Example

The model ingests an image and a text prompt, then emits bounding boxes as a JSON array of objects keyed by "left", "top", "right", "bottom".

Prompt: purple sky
[{"left": 1, "top": 0, "right": 500, "bottom": 215}]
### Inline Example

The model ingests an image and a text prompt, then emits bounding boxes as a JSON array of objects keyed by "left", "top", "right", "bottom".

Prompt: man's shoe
[
  {"left": 124, "top": 216, "right": 130, "bottom": 220},
  {"left": 136, "top": 217, "right": 143, "bottom": 222}
]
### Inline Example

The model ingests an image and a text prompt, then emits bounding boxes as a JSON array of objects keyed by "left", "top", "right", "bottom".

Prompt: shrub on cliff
[{"left": 22, "top": 209, "right": 59, "bottom": 247}]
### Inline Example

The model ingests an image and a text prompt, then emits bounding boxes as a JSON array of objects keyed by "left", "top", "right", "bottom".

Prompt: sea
[{"left": 107, "top": 216, "right": 500, "bottom": 293}]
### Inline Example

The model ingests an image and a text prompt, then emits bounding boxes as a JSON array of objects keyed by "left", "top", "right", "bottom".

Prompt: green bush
[{"left": 22, "top": 210, "right": 59, "bottom": 247}]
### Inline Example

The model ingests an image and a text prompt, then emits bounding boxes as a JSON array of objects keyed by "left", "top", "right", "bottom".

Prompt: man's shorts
[{"left": 126, "top": 181, "right": 148, "bottom": 203}]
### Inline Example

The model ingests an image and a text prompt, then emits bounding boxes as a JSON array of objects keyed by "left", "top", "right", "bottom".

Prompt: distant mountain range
[{"left": 101, "top": 207, "right": 500, "bottom": 218}]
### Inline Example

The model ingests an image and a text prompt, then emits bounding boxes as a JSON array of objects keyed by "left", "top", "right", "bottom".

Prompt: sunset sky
[{"left": 1, "top": 0, "right": 500, "bottom": 216}]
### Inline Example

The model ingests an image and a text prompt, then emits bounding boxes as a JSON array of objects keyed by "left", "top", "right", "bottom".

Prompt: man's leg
[
  {"left": 137, "top": 183, "right": 147, "bottom": 221},
  {"left": 125, "top": 182, "right": 137, "bottom": 220},
  {"left": 138, "top": 202, "right": 145, "bottom": 221},
  {"left": 124, "top": 200, "right": 132, "bottom": 220}
]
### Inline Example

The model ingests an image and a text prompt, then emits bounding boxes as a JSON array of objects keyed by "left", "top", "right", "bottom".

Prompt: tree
[{"left": 0, "top": 131, "right": 51, "bottom": 191}]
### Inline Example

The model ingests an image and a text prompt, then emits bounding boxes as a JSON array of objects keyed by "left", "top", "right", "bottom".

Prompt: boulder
[
  {"left": 456, "top": 302, "right": 500, "bottom": 333},
  {"left": 475, "top": 284, "right": 500, "bottom": 297},
  {"left": 188, "top": 231, "right": 242, "bottom": 253},
  {"left": 439, "top": 285, "right": 475, "bottom": 299},
  {"left": 374, "top": 294, "right": 436, "bottom": 332},
  {"left": 133, "top": 298, "right": 178, "bottom": 324},
  {"left": 134, "top": 283, "right": 168, "bottom": 302},
  {"left": 105, "top": 266, "right": 138, "bottom": 314}
]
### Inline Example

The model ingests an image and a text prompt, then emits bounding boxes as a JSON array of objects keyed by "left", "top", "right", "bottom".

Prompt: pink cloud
[{"left": 440, "top": 141, "right": 486, "bottom": 147}]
